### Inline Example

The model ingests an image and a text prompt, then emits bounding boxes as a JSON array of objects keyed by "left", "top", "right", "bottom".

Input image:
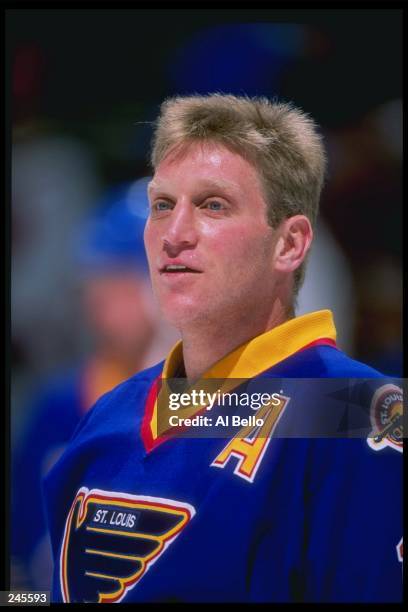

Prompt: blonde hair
[{"left": 150, "top": 94, "right": 327, "bottom": 294}]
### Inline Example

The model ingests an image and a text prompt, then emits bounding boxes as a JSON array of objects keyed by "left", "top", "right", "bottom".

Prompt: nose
[{"left": 162, "top": 200, "right": 198, "bottom": 257}]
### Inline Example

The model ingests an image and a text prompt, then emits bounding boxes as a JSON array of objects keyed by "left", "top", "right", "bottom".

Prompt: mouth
[{"left": 159, "top": 264, "right": 202, "bottom": 274}]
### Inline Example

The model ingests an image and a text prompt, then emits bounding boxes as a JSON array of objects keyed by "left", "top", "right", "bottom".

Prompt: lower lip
[{"left": 159, "top": 271, "right": 202, "bottom": 281}]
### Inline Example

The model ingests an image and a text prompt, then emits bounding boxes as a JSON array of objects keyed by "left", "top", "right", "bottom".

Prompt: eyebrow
[{"left": 148, "top": 178, "right": 239, "bottom": 195}]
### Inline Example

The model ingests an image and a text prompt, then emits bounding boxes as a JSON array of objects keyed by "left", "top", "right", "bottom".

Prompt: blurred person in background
[
  {"left": 11, "top": 43, "right": 102, "bottom": 448},
  {"left": 11, "top": 179, "right": 178, "bottom": 591},
  {"left": 11, "top": 135, "right": 101, "bottom": 448}
]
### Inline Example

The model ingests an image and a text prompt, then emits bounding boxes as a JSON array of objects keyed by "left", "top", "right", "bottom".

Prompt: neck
[{"left": 180, "top": 298, "right": 291, "bottom": 382}]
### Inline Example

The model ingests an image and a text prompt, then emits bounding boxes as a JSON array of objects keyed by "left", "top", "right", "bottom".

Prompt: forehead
[{"left": 149, "top": 141, "right": 263, "bottom": 196}]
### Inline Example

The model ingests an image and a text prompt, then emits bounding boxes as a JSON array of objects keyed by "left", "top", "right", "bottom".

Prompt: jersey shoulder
[{"left": 271, "top": 344, "right": 384, "bottom": 378}]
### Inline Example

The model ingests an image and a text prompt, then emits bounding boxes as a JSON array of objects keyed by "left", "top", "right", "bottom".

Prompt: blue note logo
[{"left": 60, "top": 487, "right": 195, "bottom": 603}]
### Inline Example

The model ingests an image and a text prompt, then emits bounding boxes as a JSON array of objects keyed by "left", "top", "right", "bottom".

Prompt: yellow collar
[
  {"left": 147, "top": 310, "right": 336, "bottom": 443},
  {"left": 162, "top": 309, "right": 336, "bottom": 380}
]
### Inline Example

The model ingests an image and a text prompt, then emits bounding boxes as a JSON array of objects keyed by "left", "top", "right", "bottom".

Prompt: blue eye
[
  {"left": 205, "top": 201, "right": 223, "bottom": 211},
  {"left": 154, "top": 201, "right": 171, "bottom": 211}
]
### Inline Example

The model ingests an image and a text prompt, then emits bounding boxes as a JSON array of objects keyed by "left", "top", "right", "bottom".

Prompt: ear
[{"left": 273, "top": 215, "right": 313, "bottom": 274}]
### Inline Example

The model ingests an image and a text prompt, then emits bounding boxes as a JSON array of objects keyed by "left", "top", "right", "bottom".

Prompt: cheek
[{"left": 208, "top": 226, "right": 269, "bottom": 269}]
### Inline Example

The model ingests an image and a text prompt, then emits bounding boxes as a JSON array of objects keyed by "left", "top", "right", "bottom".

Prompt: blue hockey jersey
[{"left": 44, "top": 310, "right": 403, "bottom": 603}]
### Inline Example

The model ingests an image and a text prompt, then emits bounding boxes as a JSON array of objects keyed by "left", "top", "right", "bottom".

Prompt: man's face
[{"left": 144, "top": 141, "right": 279, "bottom": 329}]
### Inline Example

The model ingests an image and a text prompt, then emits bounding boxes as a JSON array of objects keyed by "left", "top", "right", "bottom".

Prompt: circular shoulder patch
[{"left": 367, "top": 383, "right": 403, "bottom": 453}]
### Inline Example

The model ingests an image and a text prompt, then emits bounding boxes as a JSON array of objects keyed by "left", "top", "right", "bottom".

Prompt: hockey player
[{"left": 44, "top": 95, "right": 402, "bottom": 603}]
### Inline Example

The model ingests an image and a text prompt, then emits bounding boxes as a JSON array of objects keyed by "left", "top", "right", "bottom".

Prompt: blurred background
[{"left": 7, "top": 8, "right": 402, "bottom": 591}]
